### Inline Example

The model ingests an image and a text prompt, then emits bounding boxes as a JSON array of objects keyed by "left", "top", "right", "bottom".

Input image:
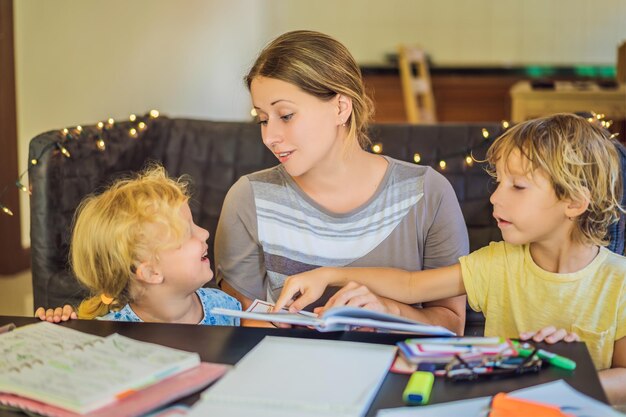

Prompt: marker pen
[{"left": 513, "top": 341, "right": 576, "bottom": 371}]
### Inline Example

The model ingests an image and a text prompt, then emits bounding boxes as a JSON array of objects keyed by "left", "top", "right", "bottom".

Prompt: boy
[{"left": 274, "top": 114, "right": 626, "bottom": 404}]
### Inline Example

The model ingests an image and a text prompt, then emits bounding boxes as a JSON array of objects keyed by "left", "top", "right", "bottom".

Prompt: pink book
[{"left": 0, "top": 362, "right": 229, "bottom": 417}]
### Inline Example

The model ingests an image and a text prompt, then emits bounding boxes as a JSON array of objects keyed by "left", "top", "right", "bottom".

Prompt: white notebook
[{"left": 189, "top": 336, "right": 396, "bottom": 417}]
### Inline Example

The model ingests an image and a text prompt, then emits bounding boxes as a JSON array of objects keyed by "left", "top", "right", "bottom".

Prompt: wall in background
[
  {"left": 266, "top": 0, "right": 626, "bottom": 65},
  {"left": 12, "top": 0, "right": 626, "bottom": 246},
  {"left": 0, "top": 270, "right": 32, "bottom": 316},
  {"left": 13, "top": 0, "right": 268, "bottom": 246}
]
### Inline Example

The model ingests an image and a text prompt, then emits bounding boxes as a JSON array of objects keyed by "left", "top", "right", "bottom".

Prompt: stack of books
[{"left": 393, "top": 337, "right": 516, "bottom": 372}]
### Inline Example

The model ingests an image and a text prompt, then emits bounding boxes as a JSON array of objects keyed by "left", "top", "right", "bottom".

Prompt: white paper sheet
[{"left": 189, "top": 336, "right": 396, "bottom": 417}]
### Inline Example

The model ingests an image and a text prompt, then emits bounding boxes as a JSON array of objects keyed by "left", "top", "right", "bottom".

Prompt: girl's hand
[
  {"left": 273, "top": 268, "right": 334, "bottom": 312},
  {"left": 315, "top": 282, "right": 401, "bottom": 316},
  {"left": 519, "top": 326, "right": 580, "bottom": 344},
  {"left": 34, "top": 305, "right": 77, "bottom": 322}
]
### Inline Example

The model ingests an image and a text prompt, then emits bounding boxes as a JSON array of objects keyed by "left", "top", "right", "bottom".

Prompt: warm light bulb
[
  {"left": 439, "top": 160, "right": 447, "bottom": 169},
  {"left": 250, "top": 108, "right": 257, "bottom": 117},
  {"left": 501, "top": 120, "right": 510, "bottom": 129},
  {"left": 56, "top": 143, "right": 71, "bottom": 158},
  {"left": 15, "top": 180, "right": 28, "bottom": 193},
  {"left": 138, "top": 122, "right": 147, "bottom": 130},
  {"left": 482, "top": 128, "right": 489, "bottom": 139},
  {"left": 97, "top": 121, "right": 104, "bottom": 130},
  {"left": 108, "top": 118, "right": 115, "bottom": 125},
  {"left": 31, "top": 159, "right": 38, "bottom": 165},
  {"left": 129, "top": 128, "right": 138, "bottom": 138},
  {"left": 96, "top": 139, "right": 106, "bottom": 151},
  {"left": 465, "top": 155, "right": 474, "bottom": 166},
  {"left": 129, "top": 114, "right": 137, "bottom": 122},
  {"left": 62, "top": 128, "right": 69, "bottom": 135},
  {"left": 413, "top": 153, "right": 421, "bottom": 163},
  {"left": 1, "top": 205, "right": 13, "bottom": 216},
  {"left": 76, "top": 125, "right": 83, "bottom": 132},
  {"left": 149, "top": 109, "right": 159, "bottom": 118},
  {"left": 372, "top": 143, "right": 383, "bottom": 154}
]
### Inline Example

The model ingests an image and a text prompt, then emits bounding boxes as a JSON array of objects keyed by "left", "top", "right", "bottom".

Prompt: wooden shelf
[{"left": 363, "top": 72, "right": 522, "bottom": 123}]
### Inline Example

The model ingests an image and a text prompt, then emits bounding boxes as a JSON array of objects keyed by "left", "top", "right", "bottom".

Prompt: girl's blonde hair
[
  {"left": 245, "top": 30, "right": 374, "bottom": 149},
  {"left": 73, "top": 164, "right": 190, "bottom": 319},
  {"left": 486, "top": 113, "right": 623, "bottom": 246}
]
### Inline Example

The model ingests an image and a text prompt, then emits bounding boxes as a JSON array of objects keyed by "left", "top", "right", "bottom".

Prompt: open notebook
[
  {"left": 0, "top": 322, "right": 229, "bottom": 416},
  {"left": 212, "top": 302, "right": 455, "bottom": 336}
]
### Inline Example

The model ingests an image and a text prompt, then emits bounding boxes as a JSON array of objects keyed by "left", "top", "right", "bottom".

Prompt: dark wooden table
[{"left": 0, "top": 316, "right": 608, "bottom": 416}]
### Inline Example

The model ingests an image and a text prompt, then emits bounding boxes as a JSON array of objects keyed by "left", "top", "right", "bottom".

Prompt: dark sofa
[{"left": 29, "top": 116, "right": 505, "bottom": 333}]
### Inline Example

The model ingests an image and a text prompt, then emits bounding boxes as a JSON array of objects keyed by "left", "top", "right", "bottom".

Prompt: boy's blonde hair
[
  {"left": 245, "top": 30, "right": 374, "bottom": 149},
  {"left": 73, "top": 164, "right": 190, "bottom": 319},
  {"left": 486, "top": 113, "right": 623, "bottom": 246}
]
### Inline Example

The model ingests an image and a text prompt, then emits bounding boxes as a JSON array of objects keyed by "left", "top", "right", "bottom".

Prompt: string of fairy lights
[
  {"left": 0, "top": 112, "right": 618, "bottom": 217},
  {"left": 369, "top": 122, "right": 508, "bottom": 168},
  {"left": 0, "top": 110, "right": 160, "bottom": 217},
  {"left": 369, "top": 113, "right": 616, "bottom": 169}
]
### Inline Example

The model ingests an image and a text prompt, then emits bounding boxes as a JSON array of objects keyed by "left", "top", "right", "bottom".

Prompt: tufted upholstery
[{"left": 29, "top": 117, "right": 505, "bottom": 333}]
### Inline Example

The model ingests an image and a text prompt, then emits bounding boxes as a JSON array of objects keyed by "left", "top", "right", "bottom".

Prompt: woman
[{"left": 215, "top": 30, "right": 468, "bottom": 334}]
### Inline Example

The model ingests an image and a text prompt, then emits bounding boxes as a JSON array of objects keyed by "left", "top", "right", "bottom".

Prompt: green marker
[
  {"left": 513, "top": 341, "right": 576, "bottom": 371},
  {"left": 403, "top": 371, "right": 434, "bottom": 405}
]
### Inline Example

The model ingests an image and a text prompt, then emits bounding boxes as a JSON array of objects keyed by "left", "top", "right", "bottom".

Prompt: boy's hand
[
  {"left": 519, "top": 326, "right": 580, "bottom": 344},
  {"left": 273, "top": 268, "right": 333, "bottom": 312},
  {"left": 35, "top": 305, "right": 77, "bottom": 322}
]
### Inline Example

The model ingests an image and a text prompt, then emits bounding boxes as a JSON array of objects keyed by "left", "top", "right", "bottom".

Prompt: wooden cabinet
[
  {"left": 363, "top": 69, "right": 625, "bottom": 140},
  {"left": 363, "top": 74, "right": 407, "bottom": 123},
  {"left": 363, "top": 70, "right": 522, "bottom": 123},
  {"left": 431, "top": 75, "right": 520, "bottom": 122},
  {"left": 510, "top": 81, "right": 626, "bottom": 122},
  {"left": 362, "top": 65, "right": 621, "bottom": 125}
]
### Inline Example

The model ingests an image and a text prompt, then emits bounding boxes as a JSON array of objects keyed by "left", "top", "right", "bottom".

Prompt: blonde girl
[{"left": 36, "top": 165, "right": 240, "bottom": 325}]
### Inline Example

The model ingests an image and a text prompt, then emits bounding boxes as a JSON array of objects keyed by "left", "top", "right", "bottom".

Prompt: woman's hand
[
  {"left": 34, "top": 305, "right": 77, "bottom": 322},
  {"left": 519, "top": 326, "right": 580, "bottom": 344},
  {"left": 273, "top": 268, "right": 335, "bottom": 312},
  {"left": 315, "top": 282, "right": 401, "bottom": 316}
]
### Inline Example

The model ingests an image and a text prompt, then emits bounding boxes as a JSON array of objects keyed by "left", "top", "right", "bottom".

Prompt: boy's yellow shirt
[{"left": 460, "top": 241, "right": 626, "bottom": 370}]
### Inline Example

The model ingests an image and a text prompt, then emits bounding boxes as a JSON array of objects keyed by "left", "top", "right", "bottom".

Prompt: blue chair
[{"left": 607, "top": 141, "right": 626, "bottom": 255}]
